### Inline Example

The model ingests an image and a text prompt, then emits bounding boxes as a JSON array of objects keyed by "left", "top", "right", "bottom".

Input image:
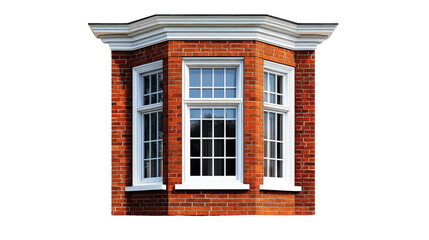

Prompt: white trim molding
[{"left": 89, "top": 14, "right": 337, "bottom": 51}]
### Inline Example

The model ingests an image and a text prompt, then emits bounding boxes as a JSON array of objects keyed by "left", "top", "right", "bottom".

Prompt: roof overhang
[{"left": 89, "top": 14, "right": 337, "bottom": 51}]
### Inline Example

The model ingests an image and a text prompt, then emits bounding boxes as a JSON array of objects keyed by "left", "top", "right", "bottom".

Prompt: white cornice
[{"left": 89, "top": 15, "right": 337, "bottom": 51}]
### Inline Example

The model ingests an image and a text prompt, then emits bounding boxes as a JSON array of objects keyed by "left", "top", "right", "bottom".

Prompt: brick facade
[{"left": 111, "top": 41, "right": 315, "bottom": 215}]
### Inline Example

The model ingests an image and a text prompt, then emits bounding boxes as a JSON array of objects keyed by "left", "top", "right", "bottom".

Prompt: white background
[{"left": 1, "top": 0, "right": 428, "bottom": 239}]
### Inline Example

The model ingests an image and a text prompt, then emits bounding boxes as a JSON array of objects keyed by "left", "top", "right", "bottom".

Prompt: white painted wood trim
[
  {"left": 175, "top": 183, "right": 250, "bottom": 190},
  {"left": 125, "top": 184, "right": 167, "bottom": 192},
  {"left": 89, "top": 15, "right": 337, "bottom": 51},
  {"left": 259, "top": 184, "right": 301, "bottom": 192}
]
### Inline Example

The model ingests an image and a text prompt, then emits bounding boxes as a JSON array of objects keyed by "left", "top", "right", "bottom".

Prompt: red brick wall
[{"left": 111, "top": 40, "right": 315, "bottom": 215}]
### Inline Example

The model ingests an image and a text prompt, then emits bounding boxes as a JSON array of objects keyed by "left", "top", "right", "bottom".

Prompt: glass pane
[
  {"left": 264, "top": 72, "right": 268, "bottom": 91},
  {"left": 144, "top": 143, "right": 149, "bottom": 159},
  {"left": 226, "top": 120, "right": 235, "bottom": 137},
  {"left": 144, "top": 160, "right": 150, "bottom": 178},
  {"left": 226, "top": 89, "right": 236, "bottom": 98},
  {"left": 264, "top": 159, "right": 268, "bottom": 177},
  {"left": 269, "top": 74, "right": 275, "bottom": 92},
  {"left": 214, "top": 120, "right": 224, "bottom": 137},
  {"left": 202, "top": 120, "right": 212, "bottom": 137},
  {"left": 202, "top": 88, "right": 212, "bottom": 98},
  {"left": 214, "top": 158, "right": 224, "bottom": 176},
  {"left": 214, "top": 109, "right": 224, "bottom": 118},
  {"left": 264, "top": 112, "right": 267, "bottom": 139},
  {"left": 202, "top": 140, "right": 212, "bottom": 157},
  {"left": 190, "top": 140, "right": 200, "bottom": 157},
  {"left": 214, "top": 69, "right": 224, "bottom": 87},
  {"left": 264, "top": 93, "right": 267, "bottom": 102},
  {"left": 190, "top": 120, "right": 201, "bottom": 137},
  {"left": 151, "top": 142, "right": 157, "bottom": 158},
  {"left": 226, "top": 109, "right": 236, "bottom": 118},
  {"left": 202, "top": 68, "right": 212, "bottom": 87},
  {"left": 144, "top": 114, "right": 149, "bottom": 141},
  {"left": 189, "top": 69, "right": 200, "bottom": 87},
  {"left": 277, "top": 160, "right": 283, "bottom": 178},
  {"left": 158, "top": 92, "right": 163, "bottom": 103},
  {"left": 190, "top": 109, "right": 200, "bottom": 118},
  {"left": 202, "top": 159, "right": 212, "bottom": 176},
  {"left": 158, "top": 73, "right": 163, "bottom": 92},
  {"left": 214, "top": 88, "right": 224, "bottom": 98},
  {"left": 269, "top": 113, "right": 275, "bottom": 140},
  {"left": 189, "top": 89, "right": 200, "bottom": 98},
  {"left": 269, "top": 160, "right": 275, "bottom": 177},
  {"left": 144, "top": 95, "right": 149, "bottom": 105},
  {"left": 151, "top": 74, "right": 157, "bottom": 93},
  {"left": 158, "top": 112, "right": 163, "bottom": 139},
  {"left": 277, "top": 75, "right": 283, "bottom": 94},
  {"left": 263, "top": 141, "right": 267, "bottom": 157},
  {"left": 226, "top": 158, "right": 235, "bottom": 176},
  {"left": 277, "top": 95, "right": 282, "bottom": 105},
  {"left": 202, "top": 109, "right": 212, "bottom": 118},
  {"left": 270, "top": 142, "right": 275, "bottom": 158},
  {"left": 144, "top": 75, "right": 150, "bottom": 94},
  {"left": 158, "top": 159, "right": 163, "bottom": 177},
  {"left": 158, "top": 141, "right": 163, "bottom": 158},
  {"left": 151, "top": 94, "right": 157, "bottom": 104},
  {"left": 214, "top": 140, "right": 224, "bottom": 157},
  {"left": 191, "top": 159, "right": 200, "bottom": 176},
  {"left": 269, "top": 93, "right": 275, "bottom": 103},
  {"left": 277, "top": 114, "right": 283, "bottom": 141},
  {"left": 151, "top": 112, "right": 157, "bottom": 140},
  {"left": 151, "top": 159, "right": 157, "bottom": 177},
  {"left": 277, "top": 143, "right": 283, "bottom": 159},
  {"left": 226, "top": 140, "right": 235, "bottom": 157},
  {"left": 226, "top": 68, "right": 236, "bottom": 87}
]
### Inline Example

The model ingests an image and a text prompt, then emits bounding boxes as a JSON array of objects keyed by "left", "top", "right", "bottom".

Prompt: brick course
[{"left": 111, "top": 40, "right": 315, "bottom": 215}]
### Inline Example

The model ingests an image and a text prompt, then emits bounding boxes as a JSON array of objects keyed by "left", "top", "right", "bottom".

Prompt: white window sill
[
  {"left": 125, "top": 184, "right": 166, "bottom": 192},
  {"left": 175, "top": 183, "right": 250, "bottom": 190},
  {"left": 259, "top": 184, "right": 302, "bottom": 192}
]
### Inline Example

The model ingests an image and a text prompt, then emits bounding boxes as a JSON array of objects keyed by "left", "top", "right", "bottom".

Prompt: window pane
[
  {"left": 214, "top": 120, "right": 224, "bottom": 137},
  {"left": 277, "top": 114, "right": 283, "bottom": 141},
  {"left": 158, "top": 159, "right": 163, "bottom": 177},
  {"left": 202, "top": 120, "right": 212, "bottom": 137},
  {"left": 269, "top": 160, "right": 275, "bottom": 177},
  {"left": 226, "top": 68, "right": 236, "bottom": 87},
  {"left": 189, "top": 69, "right": 200, "bottom": 87},
  {"left": 191, "top": 159, "right": 200, "bottom": 176},
  {"left": 270, "top": 141, "right": 275, "bottom": 158},
  {"left": 264, "top": 93, "right": 267, "bottom": 102},
  {"left": 158, "top": 73, "right": 163, "bottom": 92},
  {"left": 190, "top": 109, "right": 200, "bottom": 118},
  {"left": 144, "top": 75, "right": 150, "bottom": 94},
  {"left": 144, "top": 143, "right": 149, "bottom": 159},
  {"left": 264, "top": 112, "right": 267, "bottom": 139},
  {"left": 277, "top": 160, "right": 283, "bottom": 178},
  {"left": 269, "top": 93, "right": 275, "bottom": 103},
  {"left": 158, "top": 141, "right": 163, "bottom": 158},
  {"left": 226, "top": 158, "right": 235, "bottom": 176},
  {"left": 202, "top": 140, "right": 212, "bottom": 157},
  {"left": 144, "top": 160, "right": 150, "bottom": 178},
  {"left": 214, "top": 109, "right": 224, "bottom": 118},
  {"left": 151, "top": 74, "right": 157, "bottom": 93},
  {"left": 202, "top": 109, "right": 212, "bottom": 118},
  {"left": 277, "top": 95, "right": 282, "bottom": 105},
  {"left": 214, "top": 69, "right": 224, "bottom": 87},
  {"left": 144, "top": 95, "right": 149, "bottom": 105},
  {"left": 151, "top": 93, "right": 157, "bottom": 104},
  {"left": 190, "top": 140, "right": 200, "bottom": 157},
  {"left": 269, "top": 113, "right": 275, "bottom": 140},
  {"left": 264, "top": 72, "right": 268, "bottom": 91},
  {"left": 202, "top": 68, "right": 212, "bottom": 87},
  {"left": 226, "top": 89, "right": 236, "bottom": 98},
  {"left": 214, "top": 140, "right": 224, "bottom": 157},
  {"left": 214, "top": 158, "right": 224, "bottom": 176},
  {"left": 151, "top": 142, "right": 157, "bottom": 158},
  {"left": 269, "top": 73, "right": 275, "bottom": 92},
  {"left": 226, "top": 140, "right": 235, "bottom": 157},
  {"left": 158, "top": 92, "right": 163, "bottom": 103},
  {"left": 190, "top": 120, "right": 201, "bottom": 137},
  {"left": 202, "top": 159, "right": 212, "bottom": 176},
  {"left": 158, "top": 112, "right": 163, "bottom": 139},
  {"left": 214, "top": 89, "right": 224, "bottom": 98},
  {"left": 202, "top": 88, "right": 212, "bottom": 98},
  {"left": 189, "top": 89, "right": 200, "bottom": 98},
  {"left": 277, "top": 143, "right": 283, "bottom": 159},
  {"left": 226, "top": 109, "right": 236, "bottom": 118},
  {"left": 226, "top": 120, "right": 235, "bottom": 137},
  {"left": 151, "top": 159, "right": 157, "bottom": 177},
  {"left": 151, "top": 113, "right": 157, "bottom": 140},
  {"left": 263, "top": 141, "right": 267, "bottom": 158},
  {"left": 144, "top": 114, "right": 149, "bottom": 141},
  {"left": 277, "top": 75, "right": 283, "bottom": 94},
  {"left": 264, "top": 159, "right": 268, "bottom": 177}
]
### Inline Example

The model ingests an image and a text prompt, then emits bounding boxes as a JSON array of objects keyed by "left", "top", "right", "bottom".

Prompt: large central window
[{"left": 176, "top": 58, "right": 248, "bottom": 190}]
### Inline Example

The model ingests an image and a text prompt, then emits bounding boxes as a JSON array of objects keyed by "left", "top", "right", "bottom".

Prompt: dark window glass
[
  {"left": 202, "top": 120, "right": 212, "bottom": 137},
  {"left": 214, "top": 120, "right": 224, "bottom": 137},
  {"left": 264, "top": 159, "right": 268, "bottom": 177},
  {"left": 190, "top": 120, "right": 201, "bottom": 137},
  {"left": 277, "top": 75, "right": 283, "bottom": 94},
  {"left": 226, "top": 120, "right": 235, "bottom": 137},
  {"left": 158, "top": 112, "right": 163, "bottom": 139},
  {"left": 214, "top": 140, "right": 224, "bottom": 157},
  {"left": 269, "top": 160, "right": 275, "bottom": 177},
  {"left": 151, "top": 74, "right": 157, "bottom": 92},
  {"left": 226, "top": 158, "right": 235, "bottom": 176},
  {"left": 144, "top": 143, "right": 149, "bottom": 159},
  {"left": 151, "top": 112, "right": 157, "bottom": 140},
  {"left": 270, "top": 141, "right": 275, "bottom": 158},
  {"left": 226, "top": 140, "right": 235, "bottom": 157},
  {"left": 158, "top": 73, "right": 163, "bottom": 92},
  {"left": 202, "top": 159, "right": 212, "bottom": 176},
  {"left": 191, "top": 159, "right": 200, "bottom": 176},
  {"left": 202, "top": 140, "right": 212, "bottom": 157},
  {"left": 277, "top": 114, "right": 283, "bottom": 141},
  {"left": 190, "top": 140, "right": 200, "bottom": 157},
  {"left": 277, "top": 143, "right": 283, "bottom": 159},
  {"left": 151, "top": 142, "right": 157, "bottom": 158},
  {"left": 214, "top": 159, "right": 224, "bottom": 176},
  {"left": 144, "top": 160, "right": 150, "bottom": 178},
  {"left": 144, "top": 75, "right": 150, "bottom": 94},
  {"left": 151, "top": 159, "right": 157, "bottom": 177},
  {"left": 277, "top": 160, "right": 283, "bottom": 178},
  {"left": 144, "top": 114, "right": 149, "bottom": 141}
]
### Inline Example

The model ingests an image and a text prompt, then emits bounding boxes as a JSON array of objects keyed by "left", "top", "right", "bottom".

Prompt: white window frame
[
  {"left": 125, "top": 60, "right": 166, "bottom": 192},
  {"left": 176, "top": 57, "right": 249, "bottom": 190},
  {"left": 260, "top": 60, "right": 301, "bottom": 192}
]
